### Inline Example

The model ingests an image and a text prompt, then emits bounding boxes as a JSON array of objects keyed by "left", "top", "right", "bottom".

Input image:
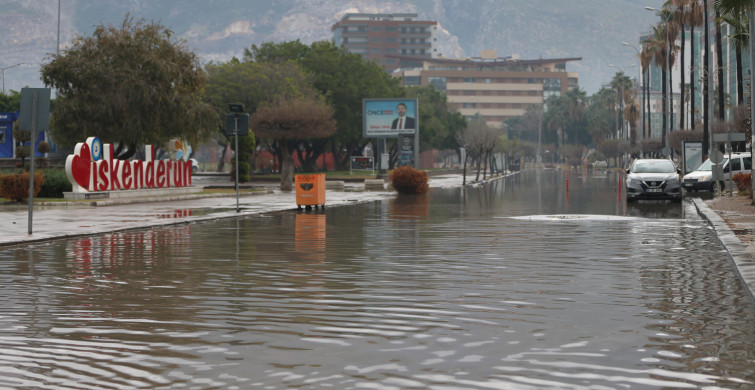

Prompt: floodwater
[{"left": 1, "top": 168, "right": 754, "bottom": 389}]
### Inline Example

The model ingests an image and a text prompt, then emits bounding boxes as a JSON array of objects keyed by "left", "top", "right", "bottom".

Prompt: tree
[
  {"left": 0, "top": 90, "right": 21, "bottom": 112},
  {"left": 41, "top": 16, "right": 216, "bottom": 154},
  {"left": 246, "top": 40, "right": 405, "bottom": 169},
  {"left": 717, "top": 0, "right": 755, "bottom": 204},
  {"left": 610, "top": 72, "right": 633, "bottom": 139},
  {"left": 205, "top": 59, "right": 316, "bottom": 174},
  {"left": 250, "top": 96, "right": 336, "bottom": 191}
]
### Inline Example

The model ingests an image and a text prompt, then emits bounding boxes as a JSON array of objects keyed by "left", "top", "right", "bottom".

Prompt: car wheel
[{"left": 192, "top": 166, "right": 198, "bottom": 173}]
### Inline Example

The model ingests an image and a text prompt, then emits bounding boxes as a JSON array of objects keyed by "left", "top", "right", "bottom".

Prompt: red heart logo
[{"left": 66, "top": 142, "right": 91, "bottom": 190}]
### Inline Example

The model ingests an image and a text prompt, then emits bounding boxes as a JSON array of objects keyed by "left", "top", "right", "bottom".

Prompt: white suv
[{"left": 682, "top": 152, "right": 751, "bottom": 192}]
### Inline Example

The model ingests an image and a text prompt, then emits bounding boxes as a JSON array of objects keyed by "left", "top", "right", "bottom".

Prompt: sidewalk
[
  {"left": 693, "top": 196, "right": 755, "bottom": 300},
  {"left": 0, "top": 185, "right": 395, "bottom": 247}
]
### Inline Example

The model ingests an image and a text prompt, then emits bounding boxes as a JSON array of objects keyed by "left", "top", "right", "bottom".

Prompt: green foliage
[
  {"left": 38, "top": 169, "right": 72, "bottom": 198},
  {"left": 407, "top": 85, "right": 466, "bottom": 152},
  {"left": 230, "top": 134, "right": 255, "bottom": 182},
  {"left": 245, "top": 40, "right": 405, "bottom": 167},
  {"left": 0, "top": 90, "right": 21, "bottom": 112},
  {"left": 0, "top": 171, "right": 44, "bottom": 202},
  {"left": 205, "top": 60, "right": 316, "bottom": 115},
  {"left": 41, "top": 16, "right": 217, "bottom": 149},
  {"left": 389, "top": 166, "right": 429, "bottom": 195}
]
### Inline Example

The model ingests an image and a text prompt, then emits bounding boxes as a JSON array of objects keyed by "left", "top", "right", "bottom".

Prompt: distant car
[
  {"left": 190, "top": 158, "right": 199, "bottom": 173},
  {"left": 625, "top": 158, "right": 682, "bottom": 202},
  {"left": 683, "top": 152, "right": 751, "bottom": 192}
]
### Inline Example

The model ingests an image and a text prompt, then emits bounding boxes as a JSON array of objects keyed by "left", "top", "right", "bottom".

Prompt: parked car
[
  {"left": 682, "top": 152, "right": 751, "bottom": 192},
  {"left": 190, "top": 158, "right": 199, "bottom": 173},
  {"left": 625, "top": 158, "right": 682, "bottom": 202}
]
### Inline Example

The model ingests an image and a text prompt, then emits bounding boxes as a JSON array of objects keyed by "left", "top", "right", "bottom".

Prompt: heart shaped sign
[{"left": 65, "top": 142, "right": 92, "bottom": 191}]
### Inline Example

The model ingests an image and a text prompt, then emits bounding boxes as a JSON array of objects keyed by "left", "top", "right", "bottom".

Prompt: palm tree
[
  {"left": 646, "top": 25, "right": 672, "bottom": 147},
  {"left": 681, "top": 1, "right": 705, "bottom": 131},
  {"left": 610, "top": 72, "right": 633, "bottom": 139},
  {"left": 717, "top": 0, "right": 755, "bottom": 204},
  {"left": 720, "top": 8, "right": 749, "bottom": 105},
  {"left": 640, "top": 44, "right": 654, "bottom": 141},
  {"left": 624, "top": 99, "right": 641, "bottom": 147},
  {"left": 715, "top": 7, "right": 726, "bottom": 120},
  {"left": 660, "top": 6, "right": 681, "bottom": 133},
  {"left": 675, "top": 0, "right": 704, "bottom": 129}
]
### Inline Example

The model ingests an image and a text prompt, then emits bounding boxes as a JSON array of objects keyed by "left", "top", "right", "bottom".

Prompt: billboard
[{"left": 363, "top": 98, "right": 418, "bottom": 137}]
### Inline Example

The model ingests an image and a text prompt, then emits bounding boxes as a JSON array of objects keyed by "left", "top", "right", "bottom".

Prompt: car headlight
[
  {"left": 667, "top": 178, "right": 679, "bottom": 185},
  {"left": 699, "top": 174, "right": 711, "bottom": 182}
]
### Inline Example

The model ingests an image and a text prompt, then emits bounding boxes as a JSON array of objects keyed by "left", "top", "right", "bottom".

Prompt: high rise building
[{"left": 331, "top": 13, "right": 439, "bottom": 72}]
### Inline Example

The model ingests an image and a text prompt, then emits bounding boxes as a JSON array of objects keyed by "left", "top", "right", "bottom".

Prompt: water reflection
[{"left": 1, "top": 169, "right": 754, "bottom": 389}]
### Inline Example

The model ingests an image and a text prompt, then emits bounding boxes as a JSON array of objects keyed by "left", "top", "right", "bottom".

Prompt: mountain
[{"left": 0, "top": 0, "right": 664, "bottom": 96}]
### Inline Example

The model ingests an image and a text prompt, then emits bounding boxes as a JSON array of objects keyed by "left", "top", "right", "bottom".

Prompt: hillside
[{"left": 0, "top": 0, "right": 663, "bottom": 96}]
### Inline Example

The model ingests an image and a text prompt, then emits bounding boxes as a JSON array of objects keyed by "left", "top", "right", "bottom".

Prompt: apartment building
[
  {"left": 393, "top": 52, "right": 581, "bottom": 128},
  {"left": 331, "top": 13, "right": 439, "bottom": 72}
]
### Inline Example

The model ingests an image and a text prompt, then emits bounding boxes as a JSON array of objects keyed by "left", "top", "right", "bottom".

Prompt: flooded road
[{"left": 1, "top": 169, "right": 754, "bottom": 389}]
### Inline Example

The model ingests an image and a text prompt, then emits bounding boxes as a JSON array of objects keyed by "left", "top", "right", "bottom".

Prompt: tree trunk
[
  {"left": 646, "top": 72, "right": 651, "bottom": 141},
  {"left": 715, "top": 9, "right": 725, "bottom": 120},
  {"left": 279, "top": 138, "right": 294, "bottom": 191},
  {"left": 462, "top": 147, "right": 468, "bottom": 186},
  {"left": 690, "top": 24, "right": 696, "bottom": 130},
  {"left": 736, "top": 46, "right": 743, "bottom": 105},
  {"left": 662, "top": 68, "right": 667, "bottom": 147},
  {"left": 680, "top": 25, "right": 686, "bottom": 130}
]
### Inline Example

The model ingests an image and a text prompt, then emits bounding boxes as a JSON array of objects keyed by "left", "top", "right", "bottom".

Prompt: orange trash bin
[{"left": 295, "top": 174, "right": 326, "bottom": 209}]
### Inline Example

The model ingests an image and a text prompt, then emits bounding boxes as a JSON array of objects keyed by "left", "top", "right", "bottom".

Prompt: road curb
[{"left": 692, "top": 198, "right": 755, "bottom": 302}]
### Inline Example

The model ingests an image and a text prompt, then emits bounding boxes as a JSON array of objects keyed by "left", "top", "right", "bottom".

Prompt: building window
[
  {"left": 401, "top": 27, "right": 407, "bottom": 33},
  {"left": 385, "top": 38, "right": 396, "bottom": 43},
  {"left": 429, "top": 77, "right": 447, "bottom": 91},
  {"left": 544, "top": 78, "right": 561, "bottom": 92},
  {"left": 463, "top": 77, "right": 476, "bottom": 83},
  {"left": 372, "top": 37, "right": 382, "bottom": 43},
  {"left": 371, "top": 48, "right": 381, "bottom": 54},
  {"left": 483, "top": 78, "right": 492, "bottom": 83},
  {"left": 357, "top": 25, "right": 368, "bottom": 32},
  {"left": 385, "top": 26, "right": 397, "bottom": 32},
  {"left": 385, "top": 48, "right": 397, "bottom": 54},
  {"left": 385, "top": 58, "right": 398, "bottom": 65},
  {"left": 371, "top": 26, "right": 382, "bottom": 32},
  {"left": 403, "top": 75, "right": 421, "bottom": 85},
  {"left": 463, "top": 103, "right": 476, "bottom": 108}
]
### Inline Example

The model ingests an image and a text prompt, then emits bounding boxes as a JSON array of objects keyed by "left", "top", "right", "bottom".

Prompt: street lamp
[{"left": 1, "top": 63, "right": 23, "bottom": 95}]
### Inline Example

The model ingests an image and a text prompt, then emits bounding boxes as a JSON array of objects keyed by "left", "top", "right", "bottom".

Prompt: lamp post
[{"left": 1, "top": 63, "right": 23, "bottom": 95}]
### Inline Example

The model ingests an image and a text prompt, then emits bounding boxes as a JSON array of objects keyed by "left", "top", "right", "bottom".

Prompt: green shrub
[
  {"left": 231, "top": 161, "right": 251, "bottom": 182},
  {"left": 38, "top": 169, "right": 72, "bottom": 198},
  {"left": 389, "top": 166, "right": 429, "bottom": 195},
  {"left": 0, "top": 171, "right": 44, "bottom": 202}
]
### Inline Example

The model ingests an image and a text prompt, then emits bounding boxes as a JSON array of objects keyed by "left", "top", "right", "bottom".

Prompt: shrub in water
[
  {"left": 389, "top": 166, "right": 429, "bottom": 195},
  {"left": 0, "top": 171, "right": 44, "bottom": 202}
]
